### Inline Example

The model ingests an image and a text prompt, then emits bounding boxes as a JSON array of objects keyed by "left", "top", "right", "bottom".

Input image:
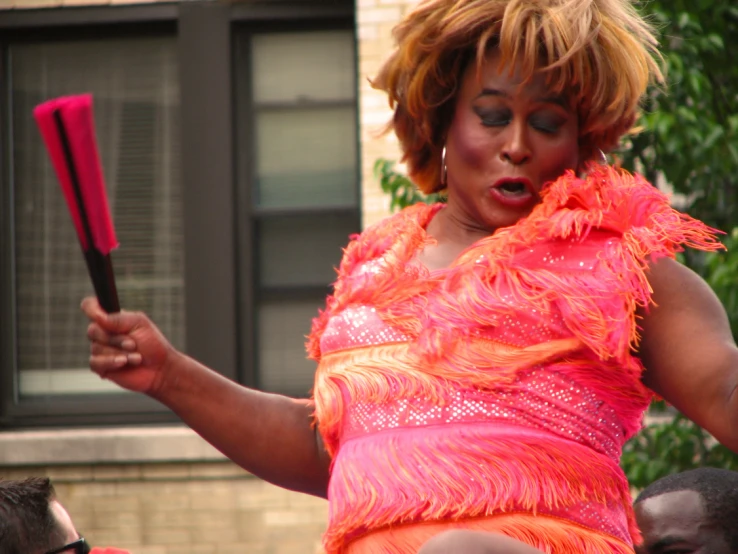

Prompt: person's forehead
[
  {"left": 464, "top": 49, "right": 558, "bottom": 99},
  {"left": 637, "top": 489, "right": 707, "bottom": 534},
  {"left": 49, "top": 500, "right": 79, "bottom": 543}
]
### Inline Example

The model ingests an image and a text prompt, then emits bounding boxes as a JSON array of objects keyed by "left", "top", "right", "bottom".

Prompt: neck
[{"left": 428, "top": 202, "right": 493, "bottom": 247}]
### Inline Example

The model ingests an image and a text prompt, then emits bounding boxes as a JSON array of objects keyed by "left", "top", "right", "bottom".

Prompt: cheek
[
  {"left": 537, "top": 136, "right": 579, "bottom": 176},
  {"left": 447, "top": 115, "right": 494, "bottom": 174}
]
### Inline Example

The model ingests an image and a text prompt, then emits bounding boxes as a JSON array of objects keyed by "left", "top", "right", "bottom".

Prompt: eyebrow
[{"left": 476, "top": 87, "right": 569, "bottom": 109}]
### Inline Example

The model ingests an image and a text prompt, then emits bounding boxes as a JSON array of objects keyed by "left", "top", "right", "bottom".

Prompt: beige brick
[
  {"left": 167, "top": 546, "right": 217, "bottom": 554},
  {"left": 142, "top": 527, "right": 191, "bottom": 544},
  {"left": 141, "top": 463, "right": 191, "bottom": 480},
  {"left": 190, "top": 522, "right": 241, "bottom": 543},
  {"left": 14, "top": 0, "right": 63, "bottom": 7},
  {"left": 359, "top": 6, "right": 402, "bottom": 24},
  {"left": 217, "top": 545, "right": 268, "bottom": 554},
  {"left": 93, "top": 464, "right": 142, "bottom": 481},
  {"left": 357, "top": 24, "right": 379, "bottom": 41},
  {"left": 129, "top": 548, "right": 166, "bottom": 554},
  {"left": 189, "top": 461, "right": 247, "bottom": 479},
  {"left": 140, "top": 492, "right": 192, "bottom": 510},
  {"left": 62, "top": 0, "right": 109, "bottom": 5},
  {"left": 144, "top": 509, "right": 192, "bottom": 528},
  {"left": 90, "top": 494, "right": 140, "bottom": 512},
  {"left": 45, "top": 465, "right": 94, "bottom": 482},
  {"left": 85, "top": 527, "right": 135, "bottom": 546}
]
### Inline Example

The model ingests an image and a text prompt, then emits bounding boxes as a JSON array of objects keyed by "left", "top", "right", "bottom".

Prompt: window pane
[
  {"left": 258, "top": 299, "right": 321, "bottom": 396},
  {"left": 255, "top": 107, "right": 357, "bottom": 208},
  {"left": 11, "top": 36, "right": 184, "bottom": 396},
  {"left": 258, "top": 213, "right": 356, "bottom": 288},
  {"left": 252, "top": 31, "right": 355, "bottom": 104}
]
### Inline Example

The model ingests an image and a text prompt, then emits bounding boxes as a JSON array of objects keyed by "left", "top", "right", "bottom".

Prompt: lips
[{"left": 489, "top": 177, "right": 538, "bottom": 209}]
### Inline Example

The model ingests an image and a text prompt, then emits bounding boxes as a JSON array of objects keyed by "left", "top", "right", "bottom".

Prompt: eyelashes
[{"left": 474, "top": 107, "right": 564, "bottom": 134}]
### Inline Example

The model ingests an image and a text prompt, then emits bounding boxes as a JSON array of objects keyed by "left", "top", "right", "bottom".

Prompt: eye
[
  {"left": 474, "top": 107, "right": 512, "bottom": 128},
  {"left": 530, "top": 115, "right": 563, "bottom": 134}
]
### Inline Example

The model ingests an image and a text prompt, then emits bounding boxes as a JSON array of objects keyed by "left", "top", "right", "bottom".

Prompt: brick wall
[
  {"left": 357, "top": 0, "right": 417, "bottom": 228},
  {"left": 0, "top": 461, "right": 327, "bottom": 554}
]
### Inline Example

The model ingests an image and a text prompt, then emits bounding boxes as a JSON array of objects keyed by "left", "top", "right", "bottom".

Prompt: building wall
[
  {"left": 356, "top": 0, "right": 417, "bottom": 228},
  {"left": 0, "top": 428, "right": 329, "bottom": 554},
  {"left": 0, "top": 460, "right": 327, "bottom": 554},
  {"left": 0, "top": 0, "right": 413, "bottom": 552}
]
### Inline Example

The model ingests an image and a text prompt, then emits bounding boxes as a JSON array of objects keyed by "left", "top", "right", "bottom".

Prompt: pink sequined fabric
[
  {"left": 322, "top": 307, "right": 634, "bottom": 545},
  {"left": 309, "top": 171, "right": 722, "bottom": 553}
]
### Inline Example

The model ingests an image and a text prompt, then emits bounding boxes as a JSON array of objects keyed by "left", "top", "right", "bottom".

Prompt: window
[
  {"left": 6, "top": 34, "right": 183, "bottom": 397},
  {"left": 0, "top": 3, "right": 357, "bottom": 427},
  {"left": 236, "top": 28, "right": 360, "bottom": 397}
]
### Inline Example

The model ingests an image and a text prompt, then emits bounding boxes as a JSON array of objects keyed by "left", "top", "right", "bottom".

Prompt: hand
[{"left": 81, "top": 296, "right": 180, "bottom": 396}]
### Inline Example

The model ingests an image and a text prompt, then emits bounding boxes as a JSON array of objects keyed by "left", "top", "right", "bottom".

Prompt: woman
[{"left": 82, "top": 0, "right": 738, "bottom": 552}]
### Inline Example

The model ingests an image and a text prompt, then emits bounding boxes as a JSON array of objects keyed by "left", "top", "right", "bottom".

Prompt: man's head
[
  {"left": 634, "top": 468, "right": 738, "bottom": 554},
  {"left": 0, "top": 477, "right": 81, "bottom": 554}
]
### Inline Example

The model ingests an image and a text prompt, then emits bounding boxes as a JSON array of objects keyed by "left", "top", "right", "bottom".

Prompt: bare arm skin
[
  {"left": 81, "top": 297, "right": 331, "bottom": 498},
  {"left": 417, "top": 531, "right": 546, "bottom": 554},
  {"left": 638, "top": 257, "right": 738, "bottom": 452}
]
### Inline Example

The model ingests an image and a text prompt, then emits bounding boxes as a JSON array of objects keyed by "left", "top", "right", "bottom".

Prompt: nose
[{"left": 499, "top": 120, "right": 531, "bottom": 165}]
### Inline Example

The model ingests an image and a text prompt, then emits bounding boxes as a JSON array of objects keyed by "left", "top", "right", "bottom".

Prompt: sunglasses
[{"left": 45, "top": 537, "right": 91, "bottom": 554}]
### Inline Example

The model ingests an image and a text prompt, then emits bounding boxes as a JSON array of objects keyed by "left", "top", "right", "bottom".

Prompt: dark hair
[
  {"left": 0, "top": 478, "right": 66, "bottom": 554},
  {"left": 635, "top": 467, "right": 738, "bottom": 550}
]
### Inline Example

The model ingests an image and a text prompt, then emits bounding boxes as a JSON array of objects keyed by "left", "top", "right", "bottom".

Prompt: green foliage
[
  {"left": 374, "top": 158, "right": 443, "bottom": 212},
  {"left": 619, "top": 1, "right": 738, "bottom": 486},
  {"left": 622, "top": 405, "right": 738, "bottom": 489},
  {"left": 618, "top": 0, "right": 738, "bottom": 233}
]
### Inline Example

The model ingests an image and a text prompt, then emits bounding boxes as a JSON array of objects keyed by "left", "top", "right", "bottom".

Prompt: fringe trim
[
  {"left": 307, "top": 165, "right": 722, "bottom": 366},
  {"left": 324, "top": 426, "right": 635, "bottom": 553},
  {"left": 314, "top": 349, "right": 653, "bottom": 458},
  {"left": 343, "top": 513, "right": 635, "bottom": 554},
  {"left": 314, "top": 339, "right": 584, "bottom": 456}
]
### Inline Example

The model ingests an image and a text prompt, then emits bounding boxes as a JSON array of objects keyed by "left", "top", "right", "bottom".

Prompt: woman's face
[{"left": 444, "top": 48, "right": 580, "bottom": 232}]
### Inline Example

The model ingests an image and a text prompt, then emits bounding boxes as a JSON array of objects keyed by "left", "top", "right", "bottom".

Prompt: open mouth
[{"left": 496, "top": 180, "right": 530, "bottom": 197}]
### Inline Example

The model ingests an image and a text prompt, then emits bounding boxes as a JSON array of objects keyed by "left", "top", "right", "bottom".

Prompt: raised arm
[
  {"left": 638, "top": 257, "right": 738, "bottom": 452},
  {"left": 81, "top": 297, "right": 331, "bottom": 498}
]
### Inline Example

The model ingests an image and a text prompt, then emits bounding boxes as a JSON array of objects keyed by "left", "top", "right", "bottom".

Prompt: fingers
[
  {"left": 87, "top": 323, "right": 137, "bottom": 351},
  {"left": 89, "top": 343, "right": 143, "bottom": 374},
  {"left": 89, "top": 351, "right": 143, "bottom": 377},
  {"left": 81, "top": 296, "right": 144, "bottom": 335}
]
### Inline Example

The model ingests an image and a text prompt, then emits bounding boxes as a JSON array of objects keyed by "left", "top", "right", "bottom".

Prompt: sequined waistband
[{"left": 341, "top": 368, "right": 625, "bottom": 462}]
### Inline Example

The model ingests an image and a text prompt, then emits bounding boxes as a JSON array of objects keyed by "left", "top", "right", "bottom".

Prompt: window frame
[
  {"left": 234, "top": 17, "right": 361, "bottom": 393},
  {"left": 0, "top": 0, "right": 356, "bottom": 428}
]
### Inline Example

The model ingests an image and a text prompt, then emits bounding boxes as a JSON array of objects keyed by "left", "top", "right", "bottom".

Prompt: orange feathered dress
[{"left": 307, "top": 166, "right": 722, "bottom": 553}]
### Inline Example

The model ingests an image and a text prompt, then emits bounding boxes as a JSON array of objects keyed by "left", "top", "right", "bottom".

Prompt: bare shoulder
[{"left": 638, "top": 256, "right": 731, "bottom": 337}]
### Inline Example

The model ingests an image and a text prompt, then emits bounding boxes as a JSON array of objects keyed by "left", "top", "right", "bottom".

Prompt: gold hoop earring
[{"left": 441, "top": 146, "right": 448, "bottom": 185}]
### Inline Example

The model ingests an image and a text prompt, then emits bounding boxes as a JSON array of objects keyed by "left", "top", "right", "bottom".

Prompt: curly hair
[
  {"left": 0, "top": 478, "right": 65, "bottom": 554},
  {"left": 635, "top": 468, "right": 738, "bottom": 550},
  {"left": 372, "top": 0, "right": 664, "bottom": 194}
]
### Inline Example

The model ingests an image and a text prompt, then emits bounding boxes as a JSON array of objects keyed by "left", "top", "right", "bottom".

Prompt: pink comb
[{"left": 34, "top": 94, "right": 120, "bottom": 313}]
